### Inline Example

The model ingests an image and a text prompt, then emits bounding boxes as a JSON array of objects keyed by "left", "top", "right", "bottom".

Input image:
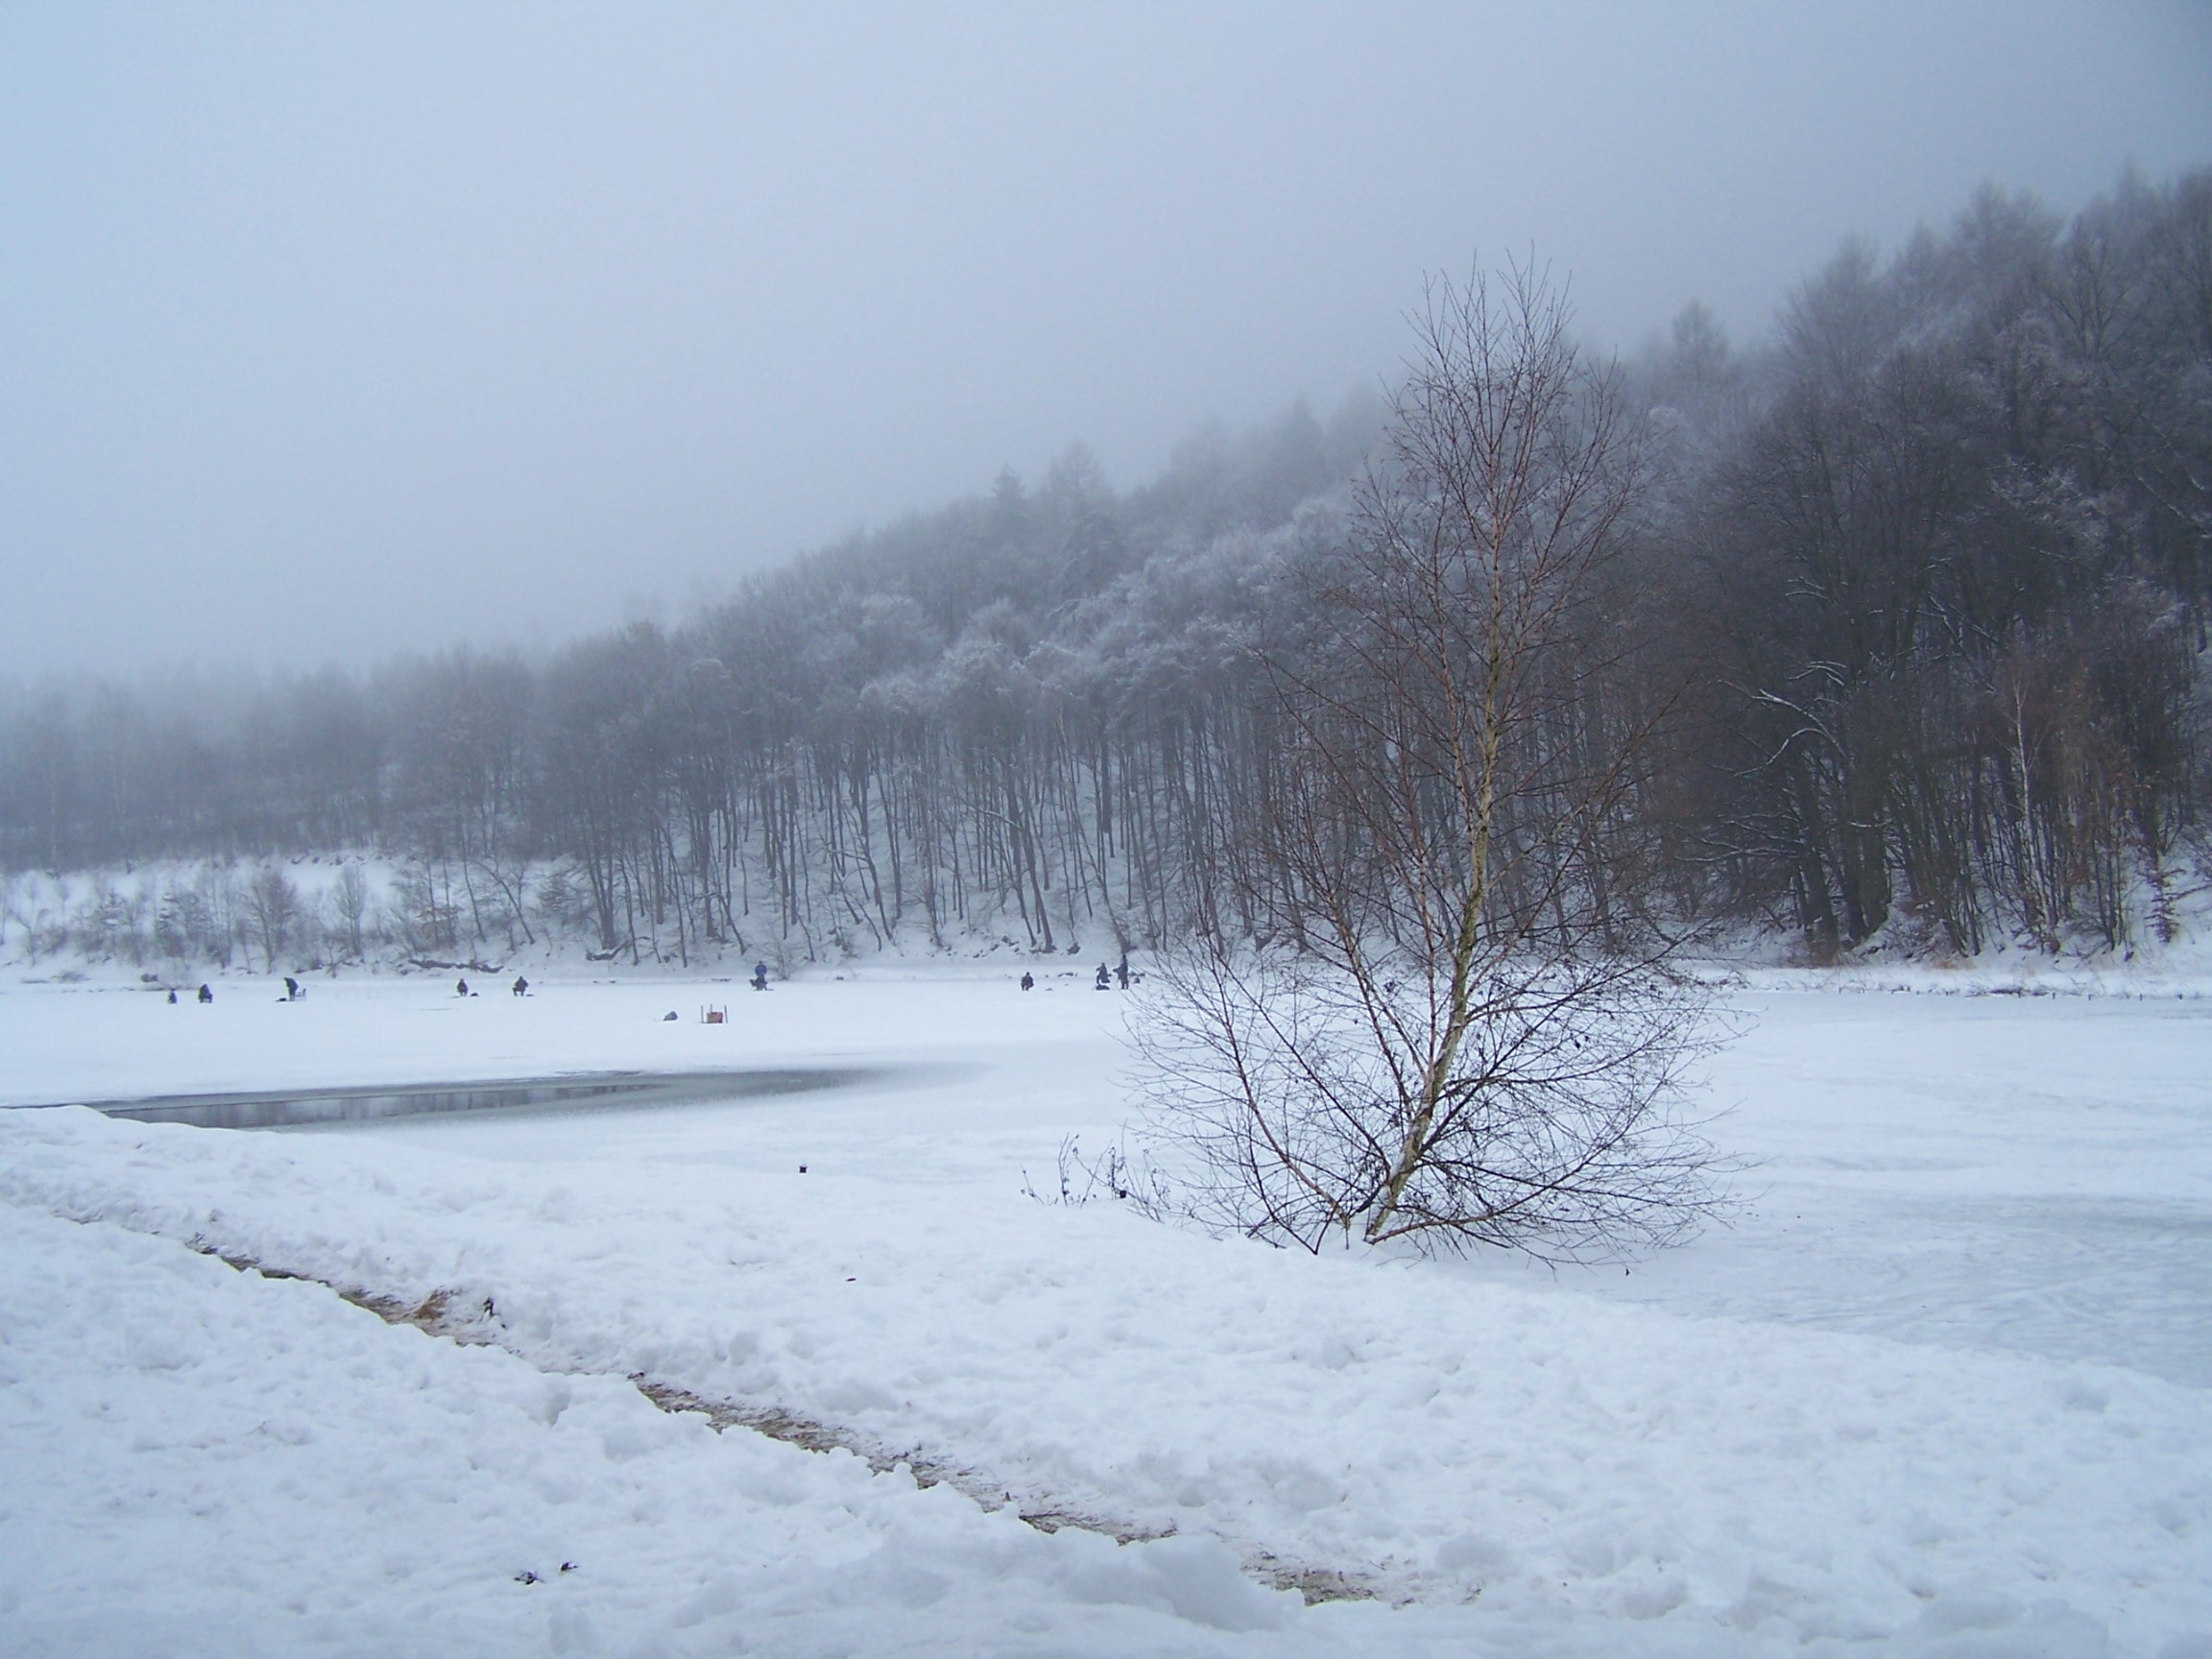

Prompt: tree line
[{"left": 4, "top": 168, "right": 2206, "bottom": 970}]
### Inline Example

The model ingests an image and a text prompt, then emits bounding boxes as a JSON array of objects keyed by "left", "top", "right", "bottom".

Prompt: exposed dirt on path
[{"left": 196, "top": 1240, "right": 1381, "bottom": 1606}]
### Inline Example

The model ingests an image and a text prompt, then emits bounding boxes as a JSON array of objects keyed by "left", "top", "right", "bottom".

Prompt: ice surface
[
  {"left": 1, "top": 965, "right": 2207, "bottom": 1654},
  {"left": 1496, "top": 987, "right": 2212, "bottom": 1387}
]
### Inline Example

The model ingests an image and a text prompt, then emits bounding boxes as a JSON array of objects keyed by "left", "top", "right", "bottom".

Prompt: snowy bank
[{"left": 1, "top": 970, "right": 2207, "bottom": 1655}]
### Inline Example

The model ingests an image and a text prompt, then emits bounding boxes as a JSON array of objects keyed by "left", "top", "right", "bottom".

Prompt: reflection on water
[{"left": 20, "top": 1070, "right": 881, "bottom": 1130}]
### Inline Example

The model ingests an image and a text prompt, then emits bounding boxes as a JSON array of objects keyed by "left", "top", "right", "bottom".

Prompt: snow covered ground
[{"left": 2, "top": 963, "right": 2208, "bottom": 1656}]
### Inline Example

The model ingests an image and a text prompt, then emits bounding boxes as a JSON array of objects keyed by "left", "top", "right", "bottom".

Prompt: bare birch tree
[{"left": 1130, "top": 262, "right": 1726, "bottom": 1261}]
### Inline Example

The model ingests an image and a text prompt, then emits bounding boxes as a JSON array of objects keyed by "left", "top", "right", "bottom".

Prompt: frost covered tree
[
  {"left": 332, "top": 862, "right": 373, "bottom": 962},
  {"left": 1132, "top": 263, "right": 1725, "bottom": 1261},
  {"left": 244, "top": 863, "right": 301, "bottom": 974}
]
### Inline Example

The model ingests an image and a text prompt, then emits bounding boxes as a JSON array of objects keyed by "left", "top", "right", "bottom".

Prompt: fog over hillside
[
  {"left": 2, "top": 3, "right": 2206, "bottom": 678},
  {"left": 8, "top": 19, "right": 2212, "bottom": 1652},
  {"left": 3, "top": 9, "right": 2210, "bottom": 970},
  {"left": 6, "top": 167, "right": 2211, "bottom": 971}
]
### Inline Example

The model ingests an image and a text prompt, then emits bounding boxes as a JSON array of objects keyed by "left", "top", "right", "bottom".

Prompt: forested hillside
[{"left": 5, "top": 170, "right": 2208, "bottom": 969}]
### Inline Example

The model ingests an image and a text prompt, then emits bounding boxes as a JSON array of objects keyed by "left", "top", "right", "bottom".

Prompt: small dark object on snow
[
  {"left": 1094, "top": 963, "right": 1111, "bottom": 990},
  {"left": 515, "top": 1571, "right": 541, "bottom": 1585},
  {"left": 799, "top": 1164, "right": 807, "bottom": 1173},
  {"left": 166, "top": 989, "right": 178, "bottom": 1005},
  {"left": 560, "top": 1562, "right": 579, "bottom": 1575},
  {"left": 662, "top": 1010, "right": 679, "bottom": 1022},
  {"left": 512, "top": 975, "right": 528, "bottom": 997},
  {"left": 197, "top": 984, "right": 213, "bottom": 1004},
  {"left": 1020, "top": 972, "right": 1034, "bottom": 991},
  {"left": 455, "top": 977, "right": 469, "bottom": 997},
  {"left": 483, "top": 1295, "right": 497, "bottom": 1318}
]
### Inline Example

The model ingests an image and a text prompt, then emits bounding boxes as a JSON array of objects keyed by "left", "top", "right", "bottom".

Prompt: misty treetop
[{"left": 3, "top": 169, "right": 2207, "bottom": 969}]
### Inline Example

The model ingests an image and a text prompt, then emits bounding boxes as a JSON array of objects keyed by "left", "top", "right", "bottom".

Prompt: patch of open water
[{"left": 6, "top": 1069, "right": 888, "bottom": 1130}]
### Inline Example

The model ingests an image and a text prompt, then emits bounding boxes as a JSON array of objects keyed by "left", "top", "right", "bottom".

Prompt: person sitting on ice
[
  {"left": 456, "top": 976, "right": 469, "bottom": 997},
  {"left": 1094, "top": 963, "right": 1111, "bottom": 990},
  {"left": 751, "top": 962, "right": 769, "bottom": 991},
  {"left": 512, "top": 975, "right": 528, "bottom": 997},
  {"left": 197, "top": 983, "right": 213, "bottom": 1004},
  {"left": 1020, "top": 972, "right": 1034, "bottom": 991},
  {"left": 166, "top": 989, "right": 178, "bottom": 1005}
]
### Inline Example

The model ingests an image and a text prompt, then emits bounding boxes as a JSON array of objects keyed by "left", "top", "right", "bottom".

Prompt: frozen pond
[
  {"left": 2, "top": 968, "right": 2208, "bottom": 1653},
  {"left": 5, "top": 1067, "right": 888, "bottom": 1130}
]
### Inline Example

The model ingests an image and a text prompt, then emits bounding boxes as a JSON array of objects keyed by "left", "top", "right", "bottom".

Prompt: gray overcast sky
[{"left": 3, "top": 3, "right": 2207, "bottom": 681}]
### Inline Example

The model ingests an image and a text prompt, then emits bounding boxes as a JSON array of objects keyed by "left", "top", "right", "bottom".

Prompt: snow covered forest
[{"left": 6, "top": 170, "right": 2210, "bottom": 971}]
